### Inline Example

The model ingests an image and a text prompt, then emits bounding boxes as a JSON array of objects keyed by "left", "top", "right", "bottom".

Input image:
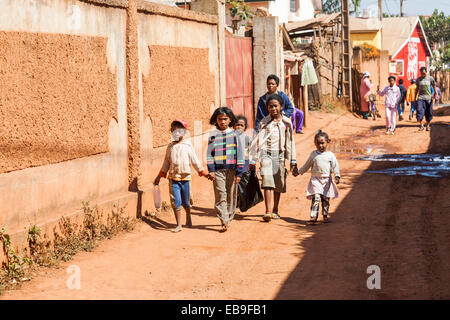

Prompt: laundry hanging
[{"left": 301, "top": 59, "right": 318, "bottom": 86}]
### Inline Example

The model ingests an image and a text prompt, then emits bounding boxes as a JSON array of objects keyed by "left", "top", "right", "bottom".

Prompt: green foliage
[
  {"left": 1, "top": 202, "right": 136, "bottom": 294},
  {"left": 227, "top": 0, "right": 252, "bottom": 21},
  {"left": 441, "top": 45, "right": 450, "bottom": 66},
  {"left": 382, "top": 13, "right": 400, "bottom": 18},
  {"left": 0, "top": 228, "right": 32, "bottom": 287},
  {"left": 322, "top": 0, "right": 341, "bottom": 14},
  {"left": 420, "top": 10, "right": 450, "bottom": 45},
  {"left": 351, "top": 0, "right": 361, "bottom": 14}
]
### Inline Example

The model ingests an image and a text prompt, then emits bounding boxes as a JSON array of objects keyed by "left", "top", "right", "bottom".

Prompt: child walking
[
  {"left": 249, "top": 94, "right": 298, "bottom": 222},
  {"left": 234, "top": 115, "right": 252, "bottom": 172},
  {"left": 154, "top": 119, "right": 208, "bottom": 233},
  {"left": 207, "top": 107, "right": 245, "bottom": 232},
  {"left": 377, "top": 75, "right": 401, "bottom": 135},
  {"left": 298, "top": 130, "right": 340, "bottom": 223}
]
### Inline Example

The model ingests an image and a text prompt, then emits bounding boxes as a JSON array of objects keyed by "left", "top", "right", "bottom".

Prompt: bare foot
[{"left": 171, "top": 226, "right": 182, "bottom": 233}]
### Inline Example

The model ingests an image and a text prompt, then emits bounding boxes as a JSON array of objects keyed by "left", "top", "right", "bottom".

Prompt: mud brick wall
[
  {"left": 143, "top": 45, "right": 215, "bottom": 148},
  {"left": 0, "top": 31, "right": 117, "bottom": 174}
]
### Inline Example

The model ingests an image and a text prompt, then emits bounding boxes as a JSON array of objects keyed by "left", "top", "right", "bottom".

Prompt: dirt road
[{"left": 2, "top": 106, "right": 449, "bottom": 299}]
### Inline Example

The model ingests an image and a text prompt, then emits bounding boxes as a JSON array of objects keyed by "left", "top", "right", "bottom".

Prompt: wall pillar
[
  {"left": 191, "top": 0, "right": 226, "bottom": 106},
  {"left": 252, "top": 16, "right": 281, "bottom": 115},
  {"left": 126, "top": 0, "right": 141, "bottom": 192}
]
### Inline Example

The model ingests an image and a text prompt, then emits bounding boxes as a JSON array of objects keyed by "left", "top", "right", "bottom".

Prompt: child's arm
[
  {"left": 288, "top": 121, "right": 297, "bottom": 170},
  {"left": 331, "top": 153, "right": 341, "bottom": 184},
  {"left": 188, "top": 146, "right": 208, "bottom": 177},
  {"left": 206, "top": 134, "right": 216, "bottom": 180},
  {"left": 154, "top": 145, "right": 171, "bottom": 185},
  {"left": 298, "top": 151, "right": 315, "bottom": 175},
  {"left": 235, "top": 133, "right": 245, "bottom": 183},
  {"left": 248, "top": 125, "right": 263, "bottom": 169},
  {"left": 377, "top": 86, "right": 387, "bottom": 96}
]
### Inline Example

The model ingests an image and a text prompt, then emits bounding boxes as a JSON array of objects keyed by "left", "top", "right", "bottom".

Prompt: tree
[
  {"left": 351, "top": 0, "right": 361, "bottom": 14},
  {"left": 420, "top": 9, "right": 450, "bottom": 45},
  {"left": 400, "top": 0, "right": 405, "bottom": 17},
  {"left": 322, "top": 0, "right": 341, "bottom": 14},
  {"left": 382, "top": 13, "right": 400, "bottom": 18}
]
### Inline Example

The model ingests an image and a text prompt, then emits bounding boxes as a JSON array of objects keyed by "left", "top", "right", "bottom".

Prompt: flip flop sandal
[
  {"left": 271, "top": 213, "right": 281, "bottom": 219},
  {"left": 263, "top": 212, "right": 272, "bottom": 222},
  {"left": 308, "top": 217, "right": 318, "bottom": 224}
]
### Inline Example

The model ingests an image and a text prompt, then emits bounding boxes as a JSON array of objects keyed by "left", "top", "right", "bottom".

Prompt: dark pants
[
  {"left": 397, "top": 101, "right": 405, "bottom": 118},
  {"left": 410, "top": 101, "right": 417, "bottom": 117},
  {"left": 417, "top": 99, "right": 433, "bottom": 122}
]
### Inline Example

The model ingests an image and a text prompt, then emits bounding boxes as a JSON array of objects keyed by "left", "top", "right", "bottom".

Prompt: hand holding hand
[
  {"left": 208, "top": 172, "right": 215, "bottom": 181},
  {"left": 291, "top": 164, "right": 299, "bottom": 177},
  {"left": 335, "top": 176, "right": 340, "bottom": 185}
]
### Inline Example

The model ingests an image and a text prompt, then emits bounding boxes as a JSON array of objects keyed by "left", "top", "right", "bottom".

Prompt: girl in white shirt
[{"left": 298, "top": 130, "right": 340, "bottom": 223}]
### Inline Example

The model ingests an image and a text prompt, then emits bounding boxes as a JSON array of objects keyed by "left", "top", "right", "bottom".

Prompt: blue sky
[{"left": 358, "top": 0, "right": 450, "bottom": 16}]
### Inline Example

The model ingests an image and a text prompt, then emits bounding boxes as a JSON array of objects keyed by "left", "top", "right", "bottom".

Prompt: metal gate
[{"left": 225, "top": 35, "right": 254, "bottom": 129}]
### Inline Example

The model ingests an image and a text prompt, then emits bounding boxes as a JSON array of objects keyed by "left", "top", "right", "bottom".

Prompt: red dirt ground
[{"left": 2, "top": 105, "right": 449, "bottom": 299}]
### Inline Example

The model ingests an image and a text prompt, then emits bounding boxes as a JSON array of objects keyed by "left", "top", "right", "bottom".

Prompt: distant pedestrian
[
  {"left": 377, "top": 76, "right": 401, "bottom": 135},
  {"left": 435, "top": 82, "right": 441, "bottom": 106},
  {"left": 207, "top": 107, "right": 245, "bottom": 232},
  {"left": 153, "top": 119, "right": 209, "bottom": 233},
  {"left": 255, "top": 75, "right": 294, "bottom": 132},
  {"left": 291, "top": 107, "right": 304, "bottom": 134},
  {"left": 249, "top": 94, "right": 298, "bottom": 222},
  {"left": 397, "top": 79, "right": 407, "bottom": 121},
  {"left": 406, "top": 79, "right": 417, "bottom": 120},
  {"left": 360, "top": 71, "right": 373, "bottom": 119},
  {"left": 297, "top": 130, "right": 340, "bottom": 224},
  {"left": 415, "top": 67, "right": 437, "bottom": 131}
]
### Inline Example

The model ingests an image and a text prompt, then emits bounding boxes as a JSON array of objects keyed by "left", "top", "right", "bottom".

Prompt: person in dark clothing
[
  {"left": 255, "top": 74, "right": 294, "bottom": 132},
  {"left": 397, "top": 79, "right": 407, "bottom": 121}
]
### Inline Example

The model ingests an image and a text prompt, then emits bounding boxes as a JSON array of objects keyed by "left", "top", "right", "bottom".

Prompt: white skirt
[{"left": 306, "top": 176, "right": 339, "bottom": 199}]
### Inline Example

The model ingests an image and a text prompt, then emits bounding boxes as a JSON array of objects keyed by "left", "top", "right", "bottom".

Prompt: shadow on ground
[{"left": 275, "top": 119, "right": 450, "bottom": 299}]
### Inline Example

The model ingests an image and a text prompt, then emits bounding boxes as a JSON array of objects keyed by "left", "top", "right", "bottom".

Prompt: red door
[{"left": 225, "top": 35, "right": 254, "bottom": 130}]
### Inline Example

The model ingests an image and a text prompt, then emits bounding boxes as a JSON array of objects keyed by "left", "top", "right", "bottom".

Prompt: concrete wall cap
[
  {"left": 78, "top": 0, "right": 129, "bottom": 8},
  {"left": 137, "top": 1, "right": 218, "bottom": 25}
]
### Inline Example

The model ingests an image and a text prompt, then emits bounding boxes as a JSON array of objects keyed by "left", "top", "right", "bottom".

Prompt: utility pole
[
  {"left": 378, "top": 0, "right": 382, "bottom": 89},
  {"left": 378, "top": 0, "right": 382, "bottom": 20}
]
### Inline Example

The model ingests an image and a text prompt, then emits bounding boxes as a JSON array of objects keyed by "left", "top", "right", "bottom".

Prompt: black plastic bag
[{"left": 237, "top": 168, "right": 264, "bottom": 212}]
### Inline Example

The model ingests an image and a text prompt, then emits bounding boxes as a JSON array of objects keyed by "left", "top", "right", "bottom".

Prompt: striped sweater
[{"left": 206, "top": 128, "right": 245, "bottom": 177}]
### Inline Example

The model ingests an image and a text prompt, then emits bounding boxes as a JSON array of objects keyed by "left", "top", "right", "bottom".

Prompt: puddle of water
[{"left": 356, "top": 154, "right": 450, "bottom": 178}]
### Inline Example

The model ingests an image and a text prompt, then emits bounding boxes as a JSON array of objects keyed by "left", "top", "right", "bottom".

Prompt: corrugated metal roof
[
  {"left": 285, "top": 12, "right": 341, "bottom": 33},
  {"left": 381, "top": 16, "right": 431, "bottom": 57},
  {"left": 350, "top": 16, "right": 432, "bottom": 57},
  {"left": 350, "top": 17, "right": 381, "bottom": 32},
  {"left": 381, "top": 16, "right": 418, "bottom": 56}
]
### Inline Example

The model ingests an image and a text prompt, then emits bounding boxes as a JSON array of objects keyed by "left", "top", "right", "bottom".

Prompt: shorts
[
  {"left": 169, "top": 180, "right": 190, "bottom": 210},
  {"left": 416, "top": 99, "right": 433, "bottom": 122},
  {"left": 260, "top": 152, "right": 287, "bottom": 193}
]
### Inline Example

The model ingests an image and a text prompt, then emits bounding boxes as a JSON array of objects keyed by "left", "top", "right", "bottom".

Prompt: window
[
  {"left": 290, "top": 0, "right": 297, "bottom": 12},
  {"left": 395, "top": 60, "right": 404, "bottom": 76}
]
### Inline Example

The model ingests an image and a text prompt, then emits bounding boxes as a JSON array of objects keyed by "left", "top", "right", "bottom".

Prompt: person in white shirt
[{"left": 298, "top": 130, "right": 340, "bottom": 223}]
